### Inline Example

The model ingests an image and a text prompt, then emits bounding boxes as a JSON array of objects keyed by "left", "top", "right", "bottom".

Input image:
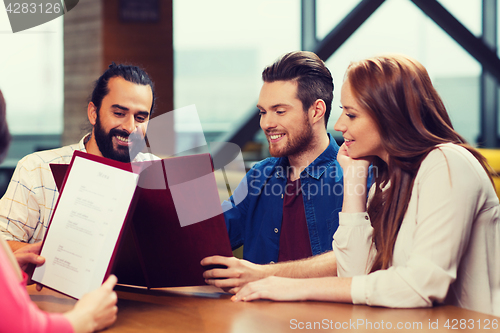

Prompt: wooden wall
[{"left": 63, "top": 0, "right": 174, "bottom": 148}]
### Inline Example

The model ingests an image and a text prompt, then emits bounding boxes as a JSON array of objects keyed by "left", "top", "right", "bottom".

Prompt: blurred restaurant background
[{"left": 0, "top": 0, "right": 499, "bottom": 197}]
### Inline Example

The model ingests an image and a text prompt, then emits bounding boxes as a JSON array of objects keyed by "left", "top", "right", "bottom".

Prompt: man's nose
[
  {"left": 122, "top": 115, "right": 137, "bottom": 134},
  {"left": 260, "top": 114, "right": 277, "bottom": 131}
]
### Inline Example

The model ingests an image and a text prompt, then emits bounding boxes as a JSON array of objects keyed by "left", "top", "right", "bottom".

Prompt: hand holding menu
[
  {"left": 32, "top": 153, "right": 139, "bottom": 299},
  {"left": 37, "top": 150, "right": 233, "bottom": 297}
]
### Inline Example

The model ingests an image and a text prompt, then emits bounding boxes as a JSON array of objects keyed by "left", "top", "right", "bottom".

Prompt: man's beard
[
  {"left": 94, "top": 115, "right": 146, "bottom": 163},
  {"left": 268, "top": 118, "right": 314, "bottom": 158}
]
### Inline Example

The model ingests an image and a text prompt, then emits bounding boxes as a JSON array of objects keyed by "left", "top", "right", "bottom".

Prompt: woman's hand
[
  {"left": 64, "top": 275, "right": 118, "bottom": 333},
  {"left": 337, "top": 143, "right": 372, "bottom": 213},
  {"left": 337, "top": 143, "right": 372, "bottom": 175},
  {"left": 231, "top": 276, "right": 353, "bottom": 303},
  {"left": 231, "top": 276, "right": 310, "bottom": 302}
]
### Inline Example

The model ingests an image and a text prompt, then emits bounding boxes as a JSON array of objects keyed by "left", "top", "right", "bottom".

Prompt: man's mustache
[
  {"left": 109, "top": 128, "right": 130, "bottom": 138},
  {"left": 109, "top": 128, "right": 143, "bottom": 142}
]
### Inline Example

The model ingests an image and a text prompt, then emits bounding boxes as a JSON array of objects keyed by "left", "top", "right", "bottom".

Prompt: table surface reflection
[{"left": 28, "top": 284, "right": 499, "bottom": 332}]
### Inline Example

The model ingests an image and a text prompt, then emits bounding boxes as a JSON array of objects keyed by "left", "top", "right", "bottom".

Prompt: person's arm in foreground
[
  {"left": 1, "top": 236, "right": 118, "bottom": 333},
  {"left": 2, "top": 273, "right": 119, "bottom": 333},
  {"left": 228, "top": 144, "right": 370, "bottom": 302},
  {"left": 0, "top": 267, "right": 118, "bottom": 333},
  {"left": 63, "top": 276, "right": 118, "bottom": 333}
]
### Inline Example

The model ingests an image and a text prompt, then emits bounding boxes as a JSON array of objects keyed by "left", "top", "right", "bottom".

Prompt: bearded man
[
  {"left": 207, "top": 51, "right": 343, "bottom": 265},
  {"left": 0, "top": 63, "right": 156, "bottom": 251}
]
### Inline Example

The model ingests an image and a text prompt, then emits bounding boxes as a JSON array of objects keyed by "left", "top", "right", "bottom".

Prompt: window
[
  {"left": 0, "top": 11, "right": 63, "bottom": 135},
  {"left": 320, "top": 0, "right": 482, "bottom": 144},
  {"left": 174, "top": 0, "right": 300, "bottom": 153}
]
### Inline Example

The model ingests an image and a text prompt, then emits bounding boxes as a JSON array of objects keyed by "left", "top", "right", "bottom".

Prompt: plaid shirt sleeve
[
  {"left": 0, "top": 155, "right": 51, "bottom": 243},
  {"left": 0, "top": 141, "right": 83, "bottom": 243}
]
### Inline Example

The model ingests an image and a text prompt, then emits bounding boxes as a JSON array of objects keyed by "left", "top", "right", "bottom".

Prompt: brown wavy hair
[{"left": 345, "top": 54, "right": 494, "bottom": 272}]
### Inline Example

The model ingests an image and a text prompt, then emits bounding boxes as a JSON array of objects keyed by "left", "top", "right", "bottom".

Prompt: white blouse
[{"left": 334, "top": 143, "right": 500, "bottom": 316}]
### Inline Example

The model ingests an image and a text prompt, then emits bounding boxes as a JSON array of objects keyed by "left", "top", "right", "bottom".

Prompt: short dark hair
[
  {"left": 91, "top": 63, "right": 155, "bottom": 115},
  {"left": 261, "top": 51, "right": 334, "bottom": 128}
]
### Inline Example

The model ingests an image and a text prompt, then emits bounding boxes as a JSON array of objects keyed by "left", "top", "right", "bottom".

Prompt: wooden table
[{"left": 28, "top": 284, "right": 499, "bottom": 332}]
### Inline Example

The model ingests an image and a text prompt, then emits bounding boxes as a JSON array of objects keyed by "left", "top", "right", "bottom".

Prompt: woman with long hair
[
  {"left": 229, "top": 54, "right": 499, "bottom": 316},
  {"left": 0, "top": 89, "right": 119, "bottom": 333}
]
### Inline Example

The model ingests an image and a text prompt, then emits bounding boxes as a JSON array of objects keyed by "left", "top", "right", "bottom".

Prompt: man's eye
[
  {"left": 114, "top": 112, "right": 124, "bottom": 117},
  {"left": 258, "top": 110, "right": 266, "bottom": 116},
  {"left": 136, "top": 116, "right": 146, "bottom": 122}
]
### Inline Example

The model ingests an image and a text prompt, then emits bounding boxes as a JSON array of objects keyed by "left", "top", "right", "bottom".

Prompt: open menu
[
  {"left": 33, "top": 150, "right": 233, "bottom": 299},
  {"left": 32, "top": 152, "right": 139, "bottom": 299}
]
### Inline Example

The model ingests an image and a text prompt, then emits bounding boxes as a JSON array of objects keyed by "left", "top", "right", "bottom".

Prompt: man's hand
[
  {"left": 201, "top": 255, "right": 271, "bottom": 294},
  {"left": 337, "top": 143, "right": 371, "bottom": 214},
  {"left": 14, "top": 242, "right": 45, "bottom": 272},
  {"left": 7, "top": 240, "right": 31, "bottom": 252},
  {"left": 14, "top": 242, "right": 45, "bottom": 290}
]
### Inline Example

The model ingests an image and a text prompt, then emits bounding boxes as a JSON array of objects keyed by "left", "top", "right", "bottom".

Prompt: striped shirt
[{"left": 0, "top": 135, "right": 156, "bottom": 243}]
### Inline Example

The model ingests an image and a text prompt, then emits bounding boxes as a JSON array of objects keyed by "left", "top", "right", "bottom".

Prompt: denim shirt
[{"left": 223, "top": 134, "right": 343, "bottom": 264}]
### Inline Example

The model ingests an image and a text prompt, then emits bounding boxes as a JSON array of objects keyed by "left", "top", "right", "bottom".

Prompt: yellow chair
[{"left": 476, "top": 148, "right": 500, "bottom": 199}]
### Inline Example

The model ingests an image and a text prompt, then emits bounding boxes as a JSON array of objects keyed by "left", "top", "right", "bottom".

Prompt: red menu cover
[
  {"left": 33, "top": 151, "right": 140, "bottom": 299},
  {"left": 49, "top": 151, "right": 232, "bottom": 290}
]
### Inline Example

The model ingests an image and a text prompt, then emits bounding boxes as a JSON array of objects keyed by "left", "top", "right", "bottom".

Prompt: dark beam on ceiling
[
  {"left": 314, "top": 0, "right": 385, "bottom": 60},
  {"left": 411, "top": 0, "right": 500, "bottom": 83}
]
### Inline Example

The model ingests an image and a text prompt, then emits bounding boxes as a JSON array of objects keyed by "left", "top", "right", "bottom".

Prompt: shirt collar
[
  {"left": 79, "top": 134, "right": 90, "bottom": 152},
  {"left": 302, "top": 133, "right": 340, "bottom": 179}
]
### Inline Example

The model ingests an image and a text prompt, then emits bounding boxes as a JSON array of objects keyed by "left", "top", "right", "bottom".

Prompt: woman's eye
[{"left": 346, "top": 113, "right": 355, "bottom": 119}]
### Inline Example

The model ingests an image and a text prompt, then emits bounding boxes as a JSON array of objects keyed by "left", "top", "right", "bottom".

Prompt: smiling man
[
  {"left": 0, "top": 63, "right": 157, "bottom": 251},
  {"left": 203, "top": 51, "right": 343, "bottom": 270}
]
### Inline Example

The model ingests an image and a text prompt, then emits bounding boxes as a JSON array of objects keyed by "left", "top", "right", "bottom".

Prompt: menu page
[{"left": 32, "top": 156, "right": 139, "bottom": 299}]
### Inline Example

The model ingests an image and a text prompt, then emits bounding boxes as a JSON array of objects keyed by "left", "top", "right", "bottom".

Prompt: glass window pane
[
  {"left": 316, "top": 0, "right": 361, "bottom": 40},
  {"left": 324, "top": 0, "right": 481, "bottom": 145},
  {"left": 173, "top": 0, "right": 300, "bottom": 153},
  {"left": 0, "top": 12, "right": 63, "bottom": 135},
  {"left": 438, "top": 0, "right": 481, "bottom": 36}
]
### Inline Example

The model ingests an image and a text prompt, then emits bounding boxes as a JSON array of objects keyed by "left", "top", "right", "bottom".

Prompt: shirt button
[
  {"left": 274, "top": 228, "right": 279, "bottom": 233},
  {"left": 365, "top": 215, "right": 369, "bottom": 220}
]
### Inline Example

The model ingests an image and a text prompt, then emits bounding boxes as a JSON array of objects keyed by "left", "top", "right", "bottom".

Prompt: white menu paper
[{"left": 32, "top": 155, "right": 139, "bottom": 299}]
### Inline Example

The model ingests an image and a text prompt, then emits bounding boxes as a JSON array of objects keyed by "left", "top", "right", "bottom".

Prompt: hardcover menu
[{"left": 34, "top": 150, "right": 232, "bottom": 299}]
